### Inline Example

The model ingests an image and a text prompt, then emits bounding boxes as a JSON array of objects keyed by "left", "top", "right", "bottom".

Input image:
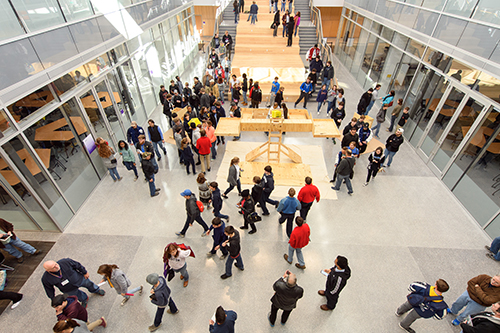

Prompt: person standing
[
  {"left": 141, "top": 152, "right": 160, "bottom": 197},
  {"left": 365, "top": 84, "right": 381, "bottom": 114},
  {"left": 248, "top": 1, "right": 258, "bottom": 24},
  {"left": 357, "top": 88, "right": 373, "bottom": 116},
  {"left": 294, "top": 12, "right": 301, "bottom": 36},
  {"left": 396, "top": 107, "right": 410, "bottom": 132},
  {"left": 196, "top": 129, "right": 212, "bottom": 174},
  {"left": 261, "top": 165, "right": 279, "bottom": 216},
  {"left": 396, "top": 280, "right": 449, "bottom": 333},
  {"left": 97, "top": 264, "right": 143, "bottom": 306},
  {"left": 136, "top": 134, "right": 158, "bottom": 172},
  {"left": 294, "top": 77, "right": 313, "bottom": 108},
  {"left": 233, "top": 0, "right": 239, "bottom": 23},
  {"left": 164, "top": 244, "right": 191, "bottom": 288},
  {"left": 42, "top": 259, "right": 105, "bottom": 306},
  {"left": 460, "top": 301, "right": 500, "bottom": 332},
  {"left": 330, "top": 101, "right": 346, "bottom": 134},
  {"left": 118, "top": 140, "right": 139, "bottom": 181},
  {"left": 239, "top": 189, "right": 257, "bottom": 234},
  {"left": 163, "top": 94, "right": 173, "bottom": 126},
  {"left": 357, "top": 122, "right": 372, "bottom": 155},
  {"left": 371, "top": 103, "right": 388, "bottom": 138},
  {"left": 322, "top": 61, "right": 334, "bottom": 88},
  {"left": 363, "top": 147, "right": 385, "bottom": 186},
  {"left": 268, "top": 77, "right": 280, "bottom": 107},
  {"left": 0, "top": 218, "right": 41, "bottom": 263},
  {"left": 268, "top": 270, "right": 303, "bottom": 327},
  {"left": 127, "top": 121, "right": 145, "bottom": 147},
  {"left": 181, "top": 138, "right": 196, "bottom": 175},
  {"left": 449, "top": 274, "right": 500, "bottom": 326},
  {"left": 146, "top": 273, "right": 178, "bottom": 332},
  {"left": 96, "top": 137, "right": 121, "bottom": 182},
  {"left": 286, "top": 15, "right": 295, "bottom": 47},
  {"left": 223, "top": 31, "right": 233, "bottom": 59},
  {"left": 297, "top": 177, "right": 320, "bottom": 220},
  {"left": 341, "top": 127, "right": 359, "bottom": 148},
  {"left": 239, "top": 0, "right": 245, "bottom": 12},
  {"left": 273, "top": 10, "right": 280, "bottom": 37},
  {"left": 318, "top": 255, "right": 351, "bottom": 311},
  {"left": 241, "top": 73, "right": 248, "bottom": 105},
  {"left": 387, "top": 98, "right": 403, "bottom": 132},
  {"left": 288, "top": 0, "right": 293, "bottom": 13},
  {"left": 277, "top": 188, "right": 301, "bottom": 238},
  {"left": 222, "top": 157, "right": 243, "bottom": 198},
  {"left": 210, "top": 182, "right": 229, "bottom": 221},
  {"left": 206, "top": 217, "right": 229, "bottom": 259},
  {"left": 220, "top": 225, "right": 244, "bottom": 279},
  {"left": 176, "top": 189, "right": 209, "bottom": 238},
  {"left": 250, "top": 82, "right": 262, "bottom": 108},
  {"left": 316, "top": 84, "right": 328, "bottom": 114},
  {"left": 210, "top": 306, "right": 237, "bottom": 332},
  {"left": 283, "top": 217, "right": 310, "bottom": 269},
  {"left": 197, "top": 173, "right": 212, "bottom": 209},
  {"left": 382, "top": 128, "right": 404, "bottom": 167},
  {"left": 282, "top": 10, "right": 290, "bottom": 37},
  {"left": 331, "top": 149, "right": 355, "bottom": 195},
  {"left": 147, "top": 119, "right": 167, "bottom": 160}
]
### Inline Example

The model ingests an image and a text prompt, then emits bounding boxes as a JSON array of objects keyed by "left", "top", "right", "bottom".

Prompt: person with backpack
[
  {"left": 141, "top": 152, "right": 160, "bottom": 198},
  {"left": 238, "top": 189, "right": 257, "bottom": 234},
  {"left": 176, "top": 189, "right": 210, "bottom": 238},
  {"left": 395, "top": 279, "right": 449, "bottom": 333},
  {"left": 371, "top": 103, "right": 388, "bottom": 138},
  {"left": 250, "top": 82, "right": 262, "bottom": 108},
  {"left": 460, "top": 301, "right": 500, "bottom": 332}
]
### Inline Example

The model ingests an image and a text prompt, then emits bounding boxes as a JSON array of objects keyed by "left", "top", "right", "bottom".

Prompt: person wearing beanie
[
  {"left": 146, "top": 273, "right": 178, "bottom": 332},
  {"left": 318, "top": 255, "right": 351, "bottom": 311}
]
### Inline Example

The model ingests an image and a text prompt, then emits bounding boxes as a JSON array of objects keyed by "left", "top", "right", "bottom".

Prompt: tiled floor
[{"left": 0, "top": 55, "right": 497, "bottom": 333}]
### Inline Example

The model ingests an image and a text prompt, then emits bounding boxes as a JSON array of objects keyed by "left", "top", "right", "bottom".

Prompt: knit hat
[
  {"left": 241, "top": 189, "right": 250, "bottom": 197},
  {"left": 397, "top": 128, "right": 404, "bottom": 133},
  {"left": 146, "top": 273, "right": 159, "bottom": 285}
]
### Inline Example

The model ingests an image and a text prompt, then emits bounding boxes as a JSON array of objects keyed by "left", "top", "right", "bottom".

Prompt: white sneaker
[
  {"left": 363, "top": 182, "right": 369, "bottom": 187},
  {"left": 11, "top": 300, "right": 21, "bottom": 309}
]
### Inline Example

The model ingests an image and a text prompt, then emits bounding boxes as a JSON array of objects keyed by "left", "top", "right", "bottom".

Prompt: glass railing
[{"left": 309, "top": 0, "right": 334, "bottom": 64}]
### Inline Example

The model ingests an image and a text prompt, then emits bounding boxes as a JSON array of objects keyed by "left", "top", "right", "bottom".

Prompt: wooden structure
[{"left": 215, "top": 108, "right": 341, "bottom": 163}]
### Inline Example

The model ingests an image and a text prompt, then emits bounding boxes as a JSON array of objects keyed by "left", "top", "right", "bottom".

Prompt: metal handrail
[{"left": 309, "top": 0, "right": 334, "bottom": 64}]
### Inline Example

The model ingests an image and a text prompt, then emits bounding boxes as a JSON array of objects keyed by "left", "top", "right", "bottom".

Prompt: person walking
[
  {"left": 146, "top": 273, "right": 178, "bottom": 332},
  {"left": 261, "top": 165, "right": 279, "bottom": 216},
  {"left": 357, "top": 88, "right": 372, "bottom": 115},
  {"left": 42, "top": 259, "right": 105, "bottom": 306},
  {"left": 222, "top": 157, "right": 243, "bottom": 198},
  {"left": 268, "top": 77, "right": 280, "bottom": 107},
  {"left": 322, "top": 61, "right": 334, "bottom": 88},
  {"left": 396, "top": 280, "right": 449, "bottom": 333},
  {"left": 387, "top": 98, "right": 403, "bottom": 132},
  {"left": 181, "top": 138, "right": 196, "bottom": 175},
  {"left": 316, "top": 84, "right": 328, "bottom": 114},
  {"left": 449, "top": 274, "right": 500, "bottom": 326},
  {"left": 53, "top": 318, "right": 106, "bottom": 333},
  {"left": 273, "top": 10, "right": 280, "bottom": 37},
  {"left": 357, "top": 122, "right": 372, "bottom": 155},
  {"left": 294, "top": 12, "right": 301, "bottom": 36},
  {"left": 147, "top": 119, "right": 167, "bottom": 160},
  {"left": 206, "top": 217, "right": 229, "bottom": 259},
  {"left": 277, "top": 188, "right": 301, "bottom": 238},
  {"left": 136, "top": 134, "right": 158, "bottom": 172},
  {"left": 197, "top": 173, "right": 212, "bottom": 209},
  {"left": 330, "top": 101, "right": 346, "bottom": 135},
  {"left": 294, "top": 77, "right": 313, "bottom": 108},
  {"left": 176, "top": 189, "right": 210, "bottom": 238},
  {"left": 331, "top": 149, "right": 355, "bottom": 195},
  {"left": 267, "top": 270, "right": 303, "bottom": 327},
  {"left": 233, "top": 0, "right": 239, "bottom": 23},
  {"left": 51, "top": 293, "right": 105, "bottom": 330},
  {"left": 318, "top": 255, "right": 351, "bottom": 311},
  {"left": 239, "top": 189, "right": 257, "bottom": 234},
  {"left": 382, "top": 128, "right": 404, "bottom": 167},
  {"left": 118, "top": 140, "right": 139, "bottom": 181},
  {"left": 196, "top": 129, "right": 212, "bottom": 174},
  {"left": 286, "top": 15, "right": 295, "bottom": 46},
  {"left": 127, "top": 121, "right": 145, "bottom": 147},
  {"left": 96, "top": 137, "right": 121, "bottom": 182},
  {"left": 220, "top": 225, "right": 244, "bottom": 279},
  {"left": 97, "top": 264, "right": 143, "bottom": 306},
  {"left": 371, "top": 103, "right": 388, "bottom": 138},
  {"left": 163, "top": 244, "right": 191, "bottom": 288},
  {"left": 0, "top": 218, "right": 41, "bottom": 263},
  {"left": 210, "top": 182, "right": 229, "bottom": 220},
  {"left": 297, "top": 177, "right": 320, "bottom": 220},
  {"left": 366, "top": 84, "right": 381, "bottom": 114},
  {"left": 248, "top": 1, "right": 258, "bottom": 24},
  {"left": 210, "top": 306, "right": 237, "bottom": 332},
  {"left": 141, "top": 152, "right": 160, "bottom": 197},
  {"left": 363, "top": 147, "right": 385, "bottom": 186},
  {"left": 283, "top": 217, "right": 310, "bottom": 269}
]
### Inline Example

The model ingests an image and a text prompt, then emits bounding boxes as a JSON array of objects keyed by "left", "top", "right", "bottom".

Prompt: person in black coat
[
  {"left": 364, "top": 147, "right": 385, "bottom": 186},
  {"left": 251, "top": 176, "right": 263, "bottom": 210},
  {"left": 341, "top": 127, "right": 359, "bottom": 148},
  {"left": 146, "top": 273, "right": 178, "bottom": 331},
  {"left": 180, "top": 138, "right": 195, "bottom": 175},
  {"left": 268, "top": 270, "right": 303, "bottom": 326},
  {"left": 176, "top": 189, "right": 209, "bottom": 237},
  {"left": 460, "top": 303, "right": 500, "bottom": 333},
  {"left": 330, "top": 101, "right": 346, "bottom": 130},
  {"left": 287, "top": 16, "right": 295, "bottom": 47},
  {"left": 239, "top": 189, "right": 256, "bottom": 234},
  {"left": 357, "top": 89, "right": 373, "bottom": 115},
  {"left": 163, "top": 94, "right": 173, "bottom": 126},
  {"left": 318, "top": 255, "right": 351, "bottom": 311},
  {"left": 141, "top": 152, "right": 160, "bottom": 197},
  {"left": 273, "top": 10, "right": 280, "bottom": 37},
  {"left": 383, "top": 128, "right": 405, "bottom": 167}
]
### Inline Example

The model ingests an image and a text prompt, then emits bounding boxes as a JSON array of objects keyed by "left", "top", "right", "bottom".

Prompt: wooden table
[
  {"left": 80, "top": 92, "right": 121, "bottom": 109},
  {"left": 34, "top": 117, "right": 87, "bottom": 142},
  {"left": 463, "top": 126, "right": 500, "bottom": 154},
  {"left": 0, "top": 148, "right": 50, "bottom": 186},
  {"left": 16, "top": 90, "right": 55, "bottom": 108},
  {"left": 353, "top": 114, "right": 374, "bottom": 128}
]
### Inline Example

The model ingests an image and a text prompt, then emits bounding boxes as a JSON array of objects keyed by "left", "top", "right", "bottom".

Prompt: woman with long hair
[
  {"left": 97, "top": 264, "right": 143, "bottom": 306},
  {"left": 364, "top": 146, "right": 385, "bottom": 186},
  {"left": 53, "top": 318, "right": 106, "bottom": 333},
  {"left": 250, "top": 82, "right": 262, "bottom": 108},
  {"left": 164, "top": 243, "right": 191, "bottom": 287},
  {"left": 96, "top": 137, "right": 121, "bottom": 182},
  {"left": 118, "top": 140, "right": 138, "bottom": 181},
  {"left": 294, "top": 11, "right": 301, "bottom": 36},
  {"left": 197, "top": 173, "right": 212, "bottom": 208},
  {"left": 222, "top": 157, "right": 243, "bottom": 198}
]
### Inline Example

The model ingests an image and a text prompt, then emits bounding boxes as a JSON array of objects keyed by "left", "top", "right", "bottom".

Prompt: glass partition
[
  {"left": 379, "top": 47, "right": 404, "bottom": 95},
  {"left": 474, "top": 71, "right": 500, "bottom": 104},
  {"left": 94, "top": 80, "right": 126, "bottom": 143},
  {"left": 0, "top": 109, "right": 13, "bottom": 135},
  {"left": 119, "top": 61, "right": 147, "bottom": 125},
  {"left": 368, "top": 40, "right": 390, "bottom": 85},
  {"left": 10, "top": 0, "right": 65, "bottom": 32},
  {"left": 106, "top": 72, "right": 132, "bottom": 124},
  {"left": 53, "top": 67, "right": 89, "bottom": 97},
  {"left": 359, "top": 33, "right": 378, "bottom": 86},
  {"left": 444, "top": 0, "right": 478, "bottom": 18},
  {"left": 390, "top": 54, "right": 420, "bottom": 105},
  {"left": 6, "top": 85, "right": 58, "bottom": 123},
  {"left": 0, "top": 1, "right": 25, "bottom": 40},
  {"left": 350, "top": 28, "right": 370, "bottom": 80},
  {"left": 79, "top": 90, "right": 115, "bottom": 150},
  {"left": 485, "top": 212, "right": 500, "bottom": 238},
  {"left": 59, "top": 0, "right": 94, "bottom": 22},
  {"left": 474, "top": 0, "right": 500, "bottom": 24}
]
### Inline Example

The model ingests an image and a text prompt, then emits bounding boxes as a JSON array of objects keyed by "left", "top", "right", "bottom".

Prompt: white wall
[
  {"left": 313, "top": 0, "right": 344, "bottom": 6},
  {"left": 193, "top": 0, "right": 218, "bottom": 5}
]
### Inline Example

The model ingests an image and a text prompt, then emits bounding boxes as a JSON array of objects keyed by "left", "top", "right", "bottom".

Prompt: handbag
[
  {"left": 196, "top": 200, "right": 205, "bottom": 212},
  {"left": 271, "top": 22, "right": 276, "bottom": 29},
  {"left": 249, "top": 212, "right": 262, "bottom": 222}
]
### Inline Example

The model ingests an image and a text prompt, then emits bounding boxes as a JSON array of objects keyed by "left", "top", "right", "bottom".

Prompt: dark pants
[
  {"left": 243, "top": 214, "right": 257, "bottom": 232},
  {"left": 299, "top": 201, "right": 313, "bottom": 220},
  {"left": 366, "top": 167, "right": 379, "bottom": 183},
  {"left": 269, "top": 303, "right": 292, "bottom": 325},
  {"left": 388, "top": 114, "right": 397, "bottom": 132},
  {"left": 154, "top": 298, "right": 178, "bottom": 327},
  {"left": 185, "top": 159, "right": 195, "bottom": 174},
  {"left": 396, "top": 301, "right": 422, "bottom": 329},
  {"left": 0, "top": 291, "right": 22, "bottom": 303},
  {"left": 148, "top": 175, "right": 157, "bottom": 196},
  {"left": 216, "top": 136, "right": 225, "bottom": 145},
  {"left": 326, "top": 292, "right": 339, "bottom": 310},
  {"left": 211, "top": 141, "right": 217, "bottom": 159},
  {"left": 279, "top": 213, "right": 295, "bottom": 238},
  {"left": 177, "top": 148, "right": 184, "bottom": 163},
  {"left": 287, "top": 33, "right": 293, "bottom": 46},
  {"left": 210, "top": 241, "right": 228, "bottom": 255},
  {"left": 295, "top": 92, "right": 309, "bottom": 108},
  {"left": 251, "top": 100, "right": 259, "bottom": 108},
  {"left": 214, "top": 207, "right": 229, "bottom": 220},
  {"left": 273, "top": 25, "right": 278, "bottom": 36},
  {"left": 224, "top": 179, "right": 242, "bottom": 195},
  {"left": 225, "top": 253, "right": 244, "bottom": 276},
  {"left": 192, "top": 145, "right": 201, "bottom": 163},
  {"left": 180, "top": 215, "right": 209, "bottom": 235},
  {"left": 359, "top": 142, "right": 368, "bottom": 154},
  {"left": 123, "top": 161, "right": 138, "bottom": 177},
  {"left": 67, "top": 278, "right": 101, "bottom": 302},
  {"left": 261, "top": 191, "right": 278, "bottom": 214}
]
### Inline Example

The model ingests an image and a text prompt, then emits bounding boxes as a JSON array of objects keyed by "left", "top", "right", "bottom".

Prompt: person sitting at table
[{"left": 127, "top": 121, "right": 145, "bottom": 146}]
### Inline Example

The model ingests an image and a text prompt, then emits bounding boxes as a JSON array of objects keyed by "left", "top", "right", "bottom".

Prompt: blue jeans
[
  {"left": 148, "top": 175, "right": 157, "bottom": 196},
  {"left": 173, "top": 263, "right": 189, "bottom": 281},
  {"left": 242, "top": 91, "right": 247, "bottom": 104},
  {"left": 219, "top": 87, "right": 224, "bottom": 102},
  {"left": 322, "top": 78, "right": 331, "bottom": 88},
  {"left": 225, "top": 253, "right": 244, "bottom": 276},
  {"left": 123, "top": 161, "right": 138, "bottom": 177},
  {"left": 224, "top": 179, "right": 241, "bottom": 195},
  {"left": 211, "top": 141, "right": 217, "bottom": 159},
  {"left": 154, "top": 297, "right": 178, "bottom": 327},
  {"left": 288, "top": 244, "right": 305, "bottom": 266},
  {"left": 281, "top": 1, "right": 286, "bottom": 11},
  {"left": 288, "top": 2, "right": 292, "bottom": 12},
  {"left": 450, "top": 290, "right": 486, "bottom": 322},
  {"left": 152, "top": 141, "right": 166, "bottom": 157},
  {"left": 67, "top": 278, "right": 101, "bottom": 303},
  {"left": 294, "top": 25, "right": 298, "bottom": 36},
  {"left": 333, "top": 174, "right": 353, "bottom": 194},
  {"left": 371, "top": 122, "right": 382, "bottom": 137},
  {"left": 283, "top": 25, "right": 287, "bottom": 37},
  {"left": 490, "top": 236, "right": 500, "bottom": 260},
  {"left": 383, "top": 149, "right": 397, "bottom": 166},
  {"left": 327, "top": 101, "right": 334, "bottom": 114},
  {"left": 3, "top": 238, "right": 36, "bottom": 258},
  {"left": 251, "top": 14, "right": 257, "bottom": 24},
  {"left": 108, "top": 167, "right": 120, "bottom": 180},
  {"left": 388, "top": 114, "right": 397, "bottom": 132},
  {"left": 124, "top": 285, "right": 142, "bottom": 299},
  {"left": 234, "top": 12, "right": 239, "bottom": 23},
  {"left": 317, "top": 101, "right": 325, "bottom": 113},
  {"left": 214, "top": 209, "right": 229, "bottom": 220},
  {"left": 365, "top": 100, "right": 375, "bottom": 115}
]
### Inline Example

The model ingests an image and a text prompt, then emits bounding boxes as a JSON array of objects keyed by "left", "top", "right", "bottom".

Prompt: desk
[
  {"left": 462, "top": 126, "right": 500, "bottom": 154},
  {"left": 16, "top": 90, "right": 55, "bottom": 109},
  {"left": 0, "top": 148, "right": 51, "bottom": 186},
  {"left": 34, "top": 117, "right": 87, "bottom": 142},
  {"left": 80, "top": 92, "right": 121, "bottom": 109}
]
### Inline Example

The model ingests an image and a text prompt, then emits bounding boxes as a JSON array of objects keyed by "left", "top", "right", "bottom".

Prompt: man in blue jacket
[
  {"left": 248, "top": 1, "right": 259, "bottom": 24},
  {"left": 268, "top": 77, "right": 280, "bottom": 107},
  {"left": 277, "top": 188, "right": 301, "bottom": 238},
  {"left": 395, "top": 279, "right": 449, "bottom": 333},
  {"left": 127, "top": 121, "right": 145, "bottom": 146},
  {"left": 294, "top": 77, "right": 313, "bottom": 108},
  {"left": 146, "top": 273, "right": 178, "bottom": 332},
  {"left": 42, "top": 259, "right": 105, "bottom": 307},
  {"left": 209, "top": 305, "right": 237, "bottom": 332}
]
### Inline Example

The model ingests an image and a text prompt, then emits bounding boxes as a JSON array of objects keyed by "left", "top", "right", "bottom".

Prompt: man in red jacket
[
  {"left": 297, "top": 177, "right": 320, "bottom": 220},
  {"left": 196, "top": 129, "right": 212, "bottom": 174},
  {"left": 283, "top": 217, "right": 310, "bottom": 269}
]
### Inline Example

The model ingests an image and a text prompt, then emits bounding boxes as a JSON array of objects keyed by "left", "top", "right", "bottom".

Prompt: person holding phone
[{"left": 267, "top": 270, "right": 303, "bottom": 327}]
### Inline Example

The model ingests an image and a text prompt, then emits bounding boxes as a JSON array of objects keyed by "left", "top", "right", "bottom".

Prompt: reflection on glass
[
  {"left": 413, "top": 9, "right": 439, "bottom": 36},
  {"left": 59, "top": 0, "right": 94, "bottom": 22},
  {"left": 53, "top": 67, "right": 89, "bottom": 97},
  {"left": 120, "top": 61, "right": 147, "bottom": 124},
  {"left": 431, "top": 98, "right": 484, "bottom": 171},
  {"left": 421, "top": 0, "right": 447, "bottom": 10},
  {"left": 474, "top": 71, "right": 500, "bottom": 104},
  {"left": 0, "top": 109, "right": 13, "bottom": 135},
  {"left": 79, "top": 90, "right": 115, "bottom": 150},
  {"left": 94, "top": 81, "right": 126, "bottom": 142},
  {"left": 351, "top": 29, "right": 370, "bottom": 80},
  {"left": 444, "top": 0, "right": 477, "bottom": 18},
  {"left": 433, "top": 15, "right": 467, "bottom": 46},
  {"left": 107, "top": 72, "right": 131, "bottom": 124},
  {"left": 6, "top": 85, "right": 57, "bottom": 123},
  {"left": 379, "top": 47, "right": 404, "bottom": 96},
  {"left": 368, "top": 41, "right": 390, "bottom": 84},
  {"left": 390, "top": 54, "right": 420, "bottom": 108},
  {"left": 0, "top": 1, "right": 25, "bottom": 40},
  {"left": 420, "top": 87, "right": 466, "bottom": 156},
  {"left": 10, "top": 0, "right": 65, "bottom": 32},
  {"left": 406, "top": 40, "right": 425, "bottom": 59},
  {"left": 2, "top": 134, "right": 73, "bottom": 227},
  {"left": 474, "top": 0, "right": 500, "bottom": 25},
  {"left": 83, "top": 53, "right": 111, "bottom": 78},
  {"left": 485, "top": 213, "right": 500, "bottom": 238},
  {"left": 423, "top": 47, "right": 453, "bottom": 72}
]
